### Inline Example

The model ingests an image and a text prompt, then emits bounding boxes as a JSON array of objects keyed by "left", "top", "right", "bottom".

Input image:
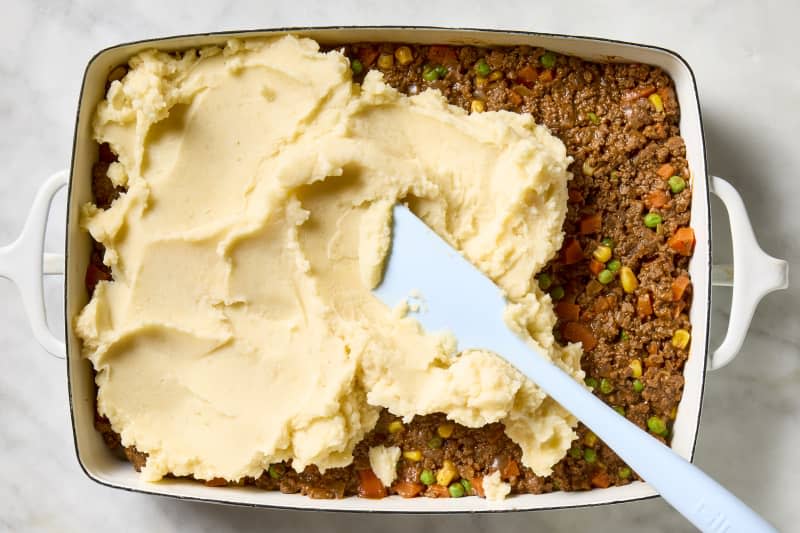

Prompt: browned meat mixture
[{"left": 88, "top": 42, "right": 694, "bottom": 499}]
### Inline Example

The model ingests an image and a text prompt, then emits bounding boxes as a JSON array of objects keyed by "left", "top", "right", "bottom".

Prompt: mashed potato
[{"left": 76, "top": 35, "right": 582, "bottom": 483}]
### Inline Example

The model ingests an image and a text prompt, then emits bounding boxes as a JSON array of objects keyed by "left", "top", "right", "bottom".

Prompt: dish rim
[{"left": 64, "top": 25, "right": 710, "bottom": 513}]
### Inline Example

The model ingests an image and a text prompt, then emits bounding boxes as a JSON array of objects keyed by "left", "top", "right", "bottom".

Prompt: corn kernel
[
  {"left": 592, "top": 245, "right": 612, "bottom": 263},
  {"left": 629, "top": 358, "right": 642, "bottom": 378},
  {"left": 584, "top": 432, "right": 597, "bottom": 447},
  {"left": 648, "top": 93, "right": 664, "bottom": 112},
  {"left": 488, "top": 70, "right": 503, "bottom": 81},
  {"left": 388, "top": 420, "right": 404, "bottom": 433},
  {"left": 670, "top": 406, "right": 678, "bottom": 419},
  {"left": 470, "top": 99, "right": 485, "bottom": 113},
  {"left": 377, "top": 53, "right": 394, "bottom": 70},
  {"left": 437, "top": 423, "right": 455, "bottom": 439},
  {"left": 475, "top": 76, "right": 489, "bottom": 88},
  {"left": 394, "top": 46, "right": 414, "bottom": 65},
  {"left": 672, "top": 329, "right": 691, "bottom": 350},
  {"left": 403, "top": 450, "right": 422, "bottom": 461},
  {"left": 436, "top": 460, "right": 457, "bottom": 486},
  {"left": 620, "top": 266, "right": 639, "bottom": 293}
]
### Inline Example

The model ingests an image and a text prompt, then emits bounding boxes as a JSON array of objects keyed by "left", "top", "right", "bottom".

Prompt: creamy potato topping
[{"left": 76, "top": 35, "right": 582, "bottom": 483}]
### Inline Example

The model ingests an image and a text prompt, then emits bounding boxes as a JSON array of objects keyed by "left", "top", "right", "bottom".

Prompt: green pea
[
  {"left": 420, "top": 469, "right": 435, "bottom": 486},
  {"left": 350, "top": 59, "right": 363, "bottom": 75},
  {"left": 597, "top": 269, "right": 614, "bottom": 284},
  {"left": 448, "top": 482, "right": 466, "bottom": 498},
  {"left": 569, "top": 446, "right": 582, "bottom": 459},
  {"left": 632, "top": 379, "right": 644, "bottom": 393},
  {"left": 428, "top": 436, "right": 443, "bottom": 449},
  {"left": 669, "top": 175, "right": 686, "bottom": 194},
  {"left": 647, "top": 416, "right": 667, "bottom": 435},
  {"left": 610, "top": 171, "right": 620, "bottom": 182},
  {"left": 435, "top": 65, "right": 449, "bottom": 77},
  {"left": 540, "top": 51, "right": 557, "bottom": 69},
  {"left": 475, "top": 58, "right": 491, "bottom": 77},
  {"left": 618, "top": 467, "right": 632, "bottom": 479},
  {"left": 644, "top": 212, "right": 662, "bottom": 228},
  {"left": 268, "top": 464, "right": 285, "bottom": 480},
  {"left": 537, "top": 272, "right": 553, "bottom": 291},
  {"left": 620, "top": 330, "right": 630, "bottom": 341},
  {"left": 422, "top": 66, "right": 440, "bottom": 82},
  {"left": 607, "top": 259, "right": 621, "bottom": 272},
  {"left": 613, "top": 406, "right": 626, "bottom": 416},
  {"left": 583, "top": 448, "right": 597, "bottom": 463},
  {"left": 587, "top": 112, "right": 600, "bottom": 125},
  {"left": 601, "top": 237, "right": 614, "bottom": 249},
  {"left": 460, "top": 478, "right": 472, "bottom": 493},
  {"left": 600, "top": 378, "right": 614, "bottom": 394},
  {"left": 550, "top": 285, "right": 565, "bottom": 301},
  {"left": 585, "top": 377, "right": 599, "bottom": 390}
]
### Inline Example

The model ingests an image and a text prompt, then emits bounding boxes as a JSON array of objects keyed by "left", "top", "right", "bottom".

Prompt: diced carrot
[
  {"left": 471, "top": 477, "right": 485, "bottom": 498},
  {"left": 588, "top": 259, "right": 605, "bottom": 275},
  {"left": 556, "top": 302, "right": 581, "bottom": 322},
  {"left": 623, "top": 85, "right": 656, "bottom": 100},
  {"left": 562, "top": 322, "right": 597, "bottom": 351},
  {"left": 562, "top": 239, "right": 584, "bottom": 265},
  {"left": 357, "top": 47, "right": 379, "bottom": 67},
  {"left": 568, "top": 188, "right": 584, "bottom": 203},
  {"left": 427, "top": 484, "right": 450, "bottom": 498},
  {"left": 656, "top": 163, "right": 675, "bottom": 179},
  {"left": 657, "top": 87, "right": 671, "bottom": 106},
  {"left": 591, "top": 470, "right": 612, "bottom": 489},
  {"left": 672, "top": 275, "right": 691, "bottom": 301},
  {"left": 640, "top": 86, "right": 657, "bottom": 97},
  {"left": 357, "top": 469, "right": 387, "bottom": 499},
  {"left": 507, "top": 89, "right": 523, "bottom": 106},
  {"left": 427, "top": 45, "right": 459, "bottom": 66},
  {"left": 646, "top": 190, "right": 669, "bottom": 209},
  {"left": 516, "top": 65, "right": 538, "bottom": 83},
  {"left": 673, "top": 300, "right": 686, "bottom": 319},
  {"left": 579, "top": 213, "right": 602, "bottom": 235},
  {"left": 668, "top": 227, "right": 695, "bottom": 256},
  {"left": 539, "top": 69, "right": 554, "bottom": 82},
  {"left": 502, "top": 460, "right": 521, "bottom": 479},
  {"left": 204, "top": 477, "right": 227, "bottom": 487},
  {"left": 393, "top": 481, "right": 424, "bottom": 498},
  {"left": 637, "top": 294, "right": 653, "bottom": 318}
]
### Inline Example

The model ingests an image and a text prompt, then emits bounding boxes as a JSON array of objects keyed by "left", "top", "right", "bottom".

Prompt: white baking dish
[{"left": 0, "top": 27, "right": 788, "bottom": 512}]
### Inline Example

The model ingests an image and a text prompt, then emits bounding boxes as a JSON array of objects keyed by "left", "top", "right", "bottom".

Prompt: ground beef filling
[{"left": 89, "top": 42, "right": 693, "bottom": 498}]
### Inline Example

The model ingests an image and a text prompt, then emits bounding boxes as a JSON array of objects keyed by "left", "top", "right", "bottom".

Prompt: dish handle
[
  {"left": 0, "top": 170, "right": 68, "bottom": 358},
  {"left": 0, "top": 172, "right": 788, "bottom": 366},
  {"left": 709, "top": 176, "right": 788, "bottom": 370}
]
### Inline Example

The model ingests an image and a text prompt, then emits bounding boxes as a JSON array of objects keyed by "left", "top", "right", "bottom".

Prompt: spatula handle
[{"left": 493, "top": 329, "right": 775, "bottom": 532}]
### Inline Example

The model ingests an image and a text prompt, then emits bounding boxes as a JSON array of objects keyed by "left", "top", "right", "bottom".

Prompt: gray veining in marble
[{"left": 1, "top": 1, "right": 797, "bottom": 531}]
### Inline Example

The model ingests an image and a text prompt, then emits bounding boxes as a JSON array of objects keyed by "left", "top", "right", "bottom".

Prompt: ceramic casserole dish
[{"left": 0, "top": 26, "right": 788, "bottom": 512}]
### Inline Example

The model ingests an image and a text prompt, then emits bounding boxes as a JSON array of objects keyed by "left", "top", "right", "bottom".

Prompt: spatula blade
[{"left": 373, "top": 204, "right": 509, "bottom": 351}]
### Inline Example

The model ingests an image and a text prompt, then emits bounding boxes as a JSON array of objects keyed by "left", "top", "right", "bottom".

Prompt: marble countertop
[{"left": 1, "top": 1, "right": 797, "bottom": 531}]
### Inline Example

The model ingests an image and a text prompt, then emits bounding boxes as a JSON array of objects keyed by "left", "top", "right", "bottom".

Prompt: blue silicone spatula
[{"left": 373, "top": 204, "right": 775, "bottom": 533}]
